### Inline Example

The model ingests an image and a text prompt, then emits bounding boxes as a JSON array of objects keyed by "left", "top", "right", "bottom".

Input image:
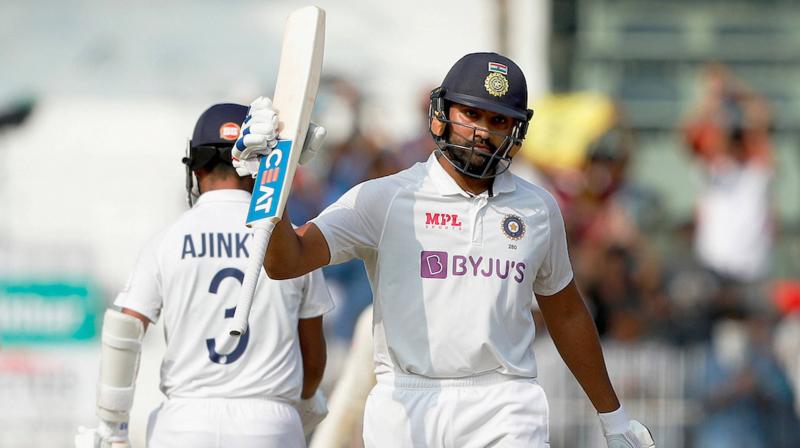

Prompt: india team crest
[
  {"left": 501, "top": 214, "right": 526, "bottom": 240},
  {"left": 485, "top": 62, "right": 509, "bottom": 97}
]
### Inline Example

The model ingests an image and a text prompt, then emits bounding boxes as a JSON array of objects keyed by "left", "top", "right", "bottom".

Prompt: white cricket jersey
[
  {"left": 114, "top": 189, "right": 333, "bottom": 401},
  {"left": 311, "top": 154, "right": 573, "bottom": 378}
]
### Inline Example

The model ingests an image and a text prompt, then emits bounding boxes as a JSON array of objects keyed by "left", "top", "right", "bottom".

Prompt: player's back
[{"left": 117, "top": 190, "right": 312, "bottom": 402}]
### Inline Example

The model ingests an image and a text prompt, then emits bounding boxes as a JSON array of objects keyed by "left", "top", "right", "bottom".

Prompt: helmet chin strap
[
  {"left": 182, "top": 139, "right": 201, "bottom": 207},
  {"left": 184, "top": 163, "right": 195, "bottom": 207}
]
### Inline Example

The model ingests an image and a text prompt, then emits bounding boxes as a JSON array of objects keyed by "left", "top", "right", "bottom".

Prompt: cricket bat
[{"left": 227, "top": 6, "right": 325, "bottom": 338}]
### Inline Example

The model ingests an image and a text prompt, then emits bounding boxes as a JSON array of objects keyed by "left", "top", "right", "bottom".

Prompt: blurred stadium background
[{"left": 2, "top": 0, "right": 799, "bottom": 447}]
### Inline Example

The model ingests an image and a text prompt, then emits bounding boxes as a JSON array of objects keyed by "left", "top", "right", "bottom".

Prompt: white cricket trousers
[
  {"left": 146, "top": 397, "right": 305, "bottom": 448},
  {"left": 363, "top": 372, "right": 550, "bottom": 448}
]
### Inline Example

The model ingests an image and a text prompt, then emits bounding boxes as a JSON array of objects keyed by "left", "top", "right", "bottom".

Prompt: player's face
[{"left": 446, "top": 104, "right": 515, "bottom": 170}]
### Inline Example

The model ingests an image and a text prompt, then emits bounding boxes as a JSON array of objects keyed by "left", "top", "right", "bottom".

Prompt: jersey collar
[
  {"left": 426, "top": 153, "right": 516, "bottom": 197},
  {"left": 195, "top": 189, "right": 252, "bottom": 205}
]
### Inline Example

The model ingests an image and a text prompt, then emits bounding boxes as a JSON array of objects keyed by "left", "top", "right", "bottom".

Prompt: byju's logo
[
  {"left": 420, "top": 251, "right": 526, "bottom": 283},
  {"left": 420, "top": 251, "right": 448, "bottom": 278},
  {"left": 424, "top": 212, "right": 463, "bottom": 230}
]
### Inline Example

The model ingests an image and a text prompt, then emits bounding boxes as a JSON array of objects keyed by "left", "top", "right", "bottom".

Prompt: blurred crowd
[{"left": 290, "top": 65, "right": 800, "bottom": 447}]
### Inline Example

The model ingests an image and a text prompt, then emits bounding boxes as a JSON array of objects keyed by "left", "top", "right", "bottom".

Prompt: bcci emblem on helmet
[{"left": 485, "top": 62, "right": 510, "bottom": 97}]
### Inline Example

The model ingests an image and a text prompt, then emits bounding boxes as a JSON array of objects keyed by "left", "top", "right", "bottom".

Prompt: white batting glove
[
  {"left": 231, "top": 96, "right": 327, "bottom": 177},
  {"left": 296, "top": 389, "right": 328, "bottom": 436},
  {"left": 232, "top": 96, "right": 279, "bottom": 176},
  {"left": 599, "top": 406, "right": 655, "bottom": 448},
  {"left": 74, "top": 420, "right": 130, "bottom": 448},
  {"left": 605, "top": 421, "right": 655, "bottom": 448}
]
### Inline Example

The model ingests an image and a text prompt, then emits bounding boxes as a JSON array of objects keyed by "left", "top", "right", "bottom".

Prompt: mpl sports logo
[
  {"left": 247, "top": 140, "right": 292, "bottom": 224},
  {"left": 420, "top": 250, "right": 526, "bottom": 283},
  {"left": 424, "top": 212, "right": 463, "bottom": 230}
]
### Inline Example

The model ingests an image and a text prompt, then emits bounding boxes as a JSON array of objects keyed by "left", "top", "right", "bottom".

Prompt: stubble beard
[{"left": 446, "top": 131, "right": 499, "bottom": 174}]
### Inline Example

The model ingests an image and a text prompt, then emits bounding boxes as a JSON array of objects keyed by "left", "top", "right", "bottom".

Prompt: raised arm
[
  {"left": 227, "top": 97, "right": 333, "bottom": 280},
  {"left": 264, "top": 214, "right": 331, "bottom": 280}
]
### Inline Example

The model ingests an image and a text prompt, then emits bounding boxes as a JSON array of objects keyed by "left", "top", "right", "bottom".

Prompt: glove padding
[
  {"left": 74, "top": 420, "right": 130, "bottom": 448},
  {"left": 296, "top": 389, "right": 328, "bottom": 436},
  {"left": 605, "top": 420, "right": 655, "bottom": 448},
  {"left": 232, "top": 96, "right": 326, "bottom": 177},
  {"left": 233, "top": 96, "right": 279, "bottom": 158}
]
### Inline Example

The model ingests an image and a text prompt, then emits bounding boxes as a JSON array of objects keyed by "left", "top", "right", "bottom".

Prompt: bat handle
[{"left": 228, "top": 219, "right": 277, "bottom": 337}]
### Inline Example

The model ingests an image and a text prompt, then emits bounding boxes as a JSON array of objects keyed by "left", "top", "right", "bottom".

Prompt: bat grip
[{"left": 228, "top": 219, "right": 277, "bottom": 336}]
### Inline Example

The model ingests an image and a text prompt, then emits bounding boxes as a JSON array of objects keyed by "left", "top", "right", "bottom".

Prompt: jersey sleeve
[
  {"left": 113, "top": 233, "right": 164, "bottom": 323},
  {"left": 533, "top": 192, "right": 574, "bottom": 296},
  {"left": 298, "top": 268, "right": 335, "bottom": 319},
  {"left": 311, "top": 179, "right": 390, "bottom": 265}
]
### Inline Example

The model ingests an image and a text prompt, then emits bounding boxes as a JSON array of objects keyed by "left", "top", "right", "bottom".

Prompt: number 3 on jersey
[{"left": 205, "top": 267, "right": 250, "bottom": 364}]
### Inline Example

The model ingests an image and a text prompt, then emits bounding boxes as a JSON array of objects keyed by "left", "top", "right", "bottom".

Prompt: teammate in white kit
[
  {"left": 75, "top": 103, "right": 334, "bottom": 448},
  {"left": 234, "top": 53, "right": 655, "bottom": 447}
]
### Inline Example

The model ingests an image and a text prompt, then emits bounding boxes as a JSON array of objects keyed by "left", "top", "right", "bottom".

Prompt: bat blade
[
  {"left": 228, "top": 6, "right": 325, "bottom": 338},
  {"left": 246, "top": 5, "right": 325, "bottom": 226}
]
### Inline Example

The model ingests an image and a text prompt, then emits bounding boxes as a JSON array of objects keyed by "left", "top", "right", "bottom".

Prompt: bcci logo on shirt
[
  {"left": 246, "top": 140, "right": 292, "bottom": 225},
  {"left": 424, "top": 212, "right": 463, "bottom": 231},
  {"left": 501, "top": 214, "right": 526, "bottom": 240}
]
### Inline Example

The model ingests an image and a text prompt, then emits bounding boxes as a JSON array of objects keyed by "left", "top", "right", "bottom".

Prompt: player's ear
[{"left": 431, "top": 116, "right": 446, "bottom": 137}]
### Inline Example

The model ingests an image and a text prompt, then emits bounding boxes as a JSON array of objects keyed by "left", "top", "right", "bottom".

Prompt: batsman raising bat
[
  {"left": 234, "top": 52, "right": 656, "bottom": 447},
  {"left": 74, "top": 102, "right": 333, "bottom": 448}
]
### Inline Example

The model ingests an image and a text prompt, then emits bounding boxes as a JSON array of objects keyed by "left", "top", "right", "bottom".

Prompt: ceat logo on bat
[
  {"left": 246, "top": 140, "right": 292, "bottom": 224},
  {"left": 219, "top": 122, "right": 241, "bottom": 141}
]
